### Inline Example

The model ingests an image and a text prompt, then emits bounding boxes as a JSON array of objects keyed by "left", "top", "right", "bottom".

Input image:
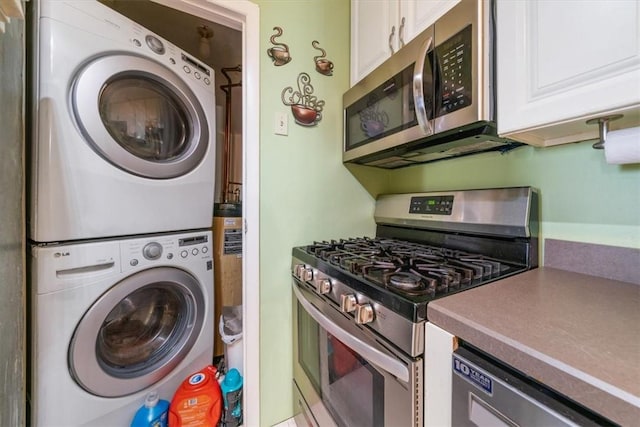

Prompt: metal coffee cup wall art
[
  {"left": 267, "top": 26, "right": 292, "bottom": 66},
  {"left": 312, "top": 40, "right": 333, "bottom": 76},
  {"left": 281, "top": 72, "right": 325, "bottom": 127}
]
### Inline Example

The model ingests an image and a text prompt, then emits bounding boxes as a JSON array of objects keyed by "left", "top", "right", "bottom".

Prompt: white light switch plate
[{"left": 274, "top": 111, "right": 288, "bottom": 136}]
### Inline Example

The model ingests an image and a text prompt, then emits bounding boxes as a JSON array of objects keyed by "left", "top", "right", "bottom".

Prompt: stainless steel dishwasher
[{"left": 451, "top": 346, "right": 616, "bottom": 427}]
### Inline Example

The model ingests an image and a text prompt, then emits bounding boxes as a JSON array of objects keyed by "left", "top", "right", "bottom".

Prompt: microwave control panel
[
  {"left": 409, "top": 195, "right": 454, "bottom": 215},
  {"left": 436, "top": 25, "right": 472, "bottom": 116}
]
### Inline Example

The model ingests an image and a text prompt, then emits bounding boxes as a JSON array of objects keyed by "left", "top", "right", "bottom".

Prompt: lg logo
[{"left": 53, "top": 252, "right": 70, "bottom": 258}]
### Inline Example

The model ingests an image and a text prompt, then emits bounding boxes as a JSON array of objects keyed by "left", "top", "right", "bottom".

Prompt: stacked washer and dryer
[{"left": 28, "top": 1, "right": 217, "bottom": 425}]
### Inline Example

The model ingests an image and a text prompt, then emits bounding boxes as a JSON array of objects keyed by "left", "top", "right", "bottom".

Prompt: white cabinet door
[
  {"left": 400, "top": 0, "right": 460, "bottom": 44},
  {"left": 350, "top": 0, "right": 459, "bottom": 86},
  {"left": 424, "top": 322, "right": 455, "bottom": 427},
  {"left": 351, "top": 0, "right": 399, "bottom": 85},
  {"left": 497, "top": 0, "right": 640, "bottom": 146}
]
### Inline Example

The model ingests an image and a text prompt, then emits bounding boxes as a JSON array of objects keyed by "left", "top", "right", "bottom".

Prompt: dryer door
[
  {"left": 72, "top": 54, "right": 210, "bottom": 179},
  {"left": 69, "top": 267, "right": 206, "bottom": 397}
]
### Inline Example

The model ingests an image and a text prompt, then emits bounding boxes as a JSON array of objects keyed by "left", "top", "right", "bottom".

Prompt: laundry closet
[{"left": 26, "top": 0, "right": 243, "bottom": 425}]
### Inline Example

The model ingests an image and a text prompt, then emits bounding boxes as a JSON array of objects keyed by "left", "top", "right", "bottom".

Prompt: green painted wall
[
  {"left": 252, "top": 1, "right": 376, "bottom": 425},
  {"left": 251, "top": 2, "right": 639, "bottom": 425},
  {"left": 351, "top": 141, "right": 640, "bottom": 250}
]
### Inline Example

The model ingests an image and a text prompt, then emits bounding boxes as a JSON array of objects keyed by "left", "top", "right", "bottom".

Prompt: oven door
[{"left": 292, "top": 279, "right": 422, "bottom": 427}]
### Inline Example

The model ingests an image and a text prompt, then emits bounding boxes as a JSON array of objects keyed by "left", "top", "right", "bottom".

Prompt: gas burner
[
  {"left": 382, "top": 271, "right": 436, "bottom": 297},
  {"left": 388, "top": 272, "right": 422, "bottom": 289},
  {"left": 302, "top": 236, "right": 520, "bottom": 300}
]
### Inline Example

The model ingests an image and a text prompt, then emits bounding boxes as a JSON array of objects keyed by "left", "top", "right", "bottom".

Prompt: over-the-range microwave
[{"left": 343, "top": 0, "right": 523, "bottom": 169}]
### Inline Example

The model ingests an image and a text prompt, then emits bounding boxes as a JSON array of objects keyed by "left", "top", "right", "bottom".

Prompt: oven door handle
[
  {"left": 413, "top": 33, "right": 433, "bottom": 136},
  {"left": 293, "top": 282, "right": 410, "bottom": 383}
]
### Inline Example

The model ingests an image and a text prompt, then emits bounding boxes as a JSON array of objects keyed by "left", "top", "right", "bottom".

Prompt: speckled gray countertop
[{"left": 427, "top": 267, "right": 640, "bottom": 426}]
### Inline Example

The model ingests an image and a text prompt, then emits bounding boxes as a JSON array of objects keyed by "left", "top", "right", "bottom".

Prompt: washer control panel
[{"left": 122, "top": 232, "right": 212, "bottom": 271}]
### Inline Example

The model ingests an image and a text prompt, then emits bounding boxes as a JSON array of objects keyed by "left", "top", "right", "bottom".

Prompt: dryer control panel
[{"left": 130, "top": 24, "right": 214, "bottom": 88}]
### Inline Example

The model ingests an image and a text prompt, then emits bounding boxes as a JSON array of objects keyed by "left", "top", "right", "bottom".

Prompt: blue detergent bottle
[
  {"left": 220, "top": 368, "right": 243, "bottom": 427},
  {"left": 130, "top": 391, "right": 170, "bottom": 427}
]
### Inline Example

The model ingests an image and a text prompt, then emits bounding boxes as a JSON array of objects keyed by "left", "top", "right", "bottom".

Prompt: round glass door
[
  {"left": 69, "top": 267, "right": 205, "bottom": 397},
  {"left": 72, "top": 54, "right": 209, "bottom": 179},
  {"left": 99, "top": 77, "right": 190, "bottom": 163}
]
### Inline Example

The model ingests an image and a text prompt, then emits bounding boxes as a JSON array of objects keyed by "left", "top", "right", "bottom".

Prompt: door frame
[{"left": 151, "top": 0, "right": 260, "bottom": 423}]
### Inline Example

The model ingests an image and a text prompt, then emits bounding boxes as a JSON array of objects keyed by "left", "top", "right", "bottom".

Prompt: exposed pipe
[{"left": 219, "top": 65, "right": 242, "bottom": 203}]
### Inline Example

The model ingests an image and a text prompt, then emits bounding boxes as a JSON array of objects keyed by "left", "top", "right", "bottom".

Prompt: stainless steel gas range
[{"left": 291, "top": 187, "right": 538, "bottom": 427}]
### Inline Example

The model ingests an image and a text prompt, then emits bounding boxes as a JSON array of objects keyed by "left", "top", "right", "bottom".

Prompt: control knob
[
  {"left": 355, "top": 303, "right": 375, "bottom": 325},
  {"left": 315, "top": 278, "right": 331, "bottom": 295},
  {"left": 294, "top": 264, "right": 313, "bottom": 281},
  {"left": 340, "top": 294, "right": 357, "bottom": 313},
  {"left": 143, "top": 242, "right": 163, "bottom": 260},
  {"left": 145, "top": 35, "right": 165, "bottom": 54}
]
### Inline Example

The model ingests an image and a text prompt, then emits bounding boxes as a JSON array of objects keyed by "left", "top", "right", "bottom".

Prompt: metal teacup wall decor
[
  {"left": 312, "top": 40, "right": 333, "bottom": 76},
  {"left": 267, "top": 26, "right": 292, "bottom": 66},
  {"left": 281, "top": 72, "right": 325, "bottom": 127}
]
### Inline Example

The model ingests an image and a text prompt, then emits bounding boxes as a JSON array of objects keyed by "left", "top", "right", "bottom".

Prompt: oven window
[
  {"left": 297, "top": 301, "right": 321, "bottom": 394},
  {"left": 324, "top": 334, "right": 384, "bottom": 427}
]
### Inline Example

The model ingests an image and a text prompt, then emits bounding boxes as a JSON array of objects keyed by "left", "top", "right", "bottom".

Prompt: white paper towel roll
[{"left": 604, "top": 127, "right": 640, "bottom": 165}]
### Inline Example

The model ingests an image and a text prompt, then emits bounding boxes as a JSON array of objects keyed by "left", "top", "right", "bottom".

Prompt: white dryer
[
  {"left": 30, "top": 0, "right": 216, "bottom": 242},
  {"left": 30, "top": 230, "right": 214, "bottom": 426}
]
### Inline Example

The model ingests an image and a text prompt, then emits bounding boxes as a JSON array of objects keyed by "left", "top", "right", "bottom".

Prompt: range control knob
[
  {"left": 143, "top": 242, "right": 163, "bottom": 260},
  {"left": 340, "top": 294, "right": 357, "bottom": 313},
  {"left": 294, "top": 264, "right": 313, "bottom": 281},
  {"left": 315, "top": 278, "right": 331, "bottom": 295},
  {"left": 355, "top": 303, "right": 375, "bottom": 325},
  {"left": 302, "top": 268, "right": 313, "bottom": 281}
]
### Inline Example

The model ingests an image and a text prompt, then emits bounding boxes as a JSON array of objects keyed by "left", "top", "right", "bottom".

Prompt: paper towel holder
[{"left": 586, "top": 114, "right": 623, "bottom": 149}]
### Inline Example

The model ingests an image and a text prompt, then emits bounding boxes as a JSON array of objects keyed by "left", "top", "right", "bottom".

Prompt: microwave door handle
[
  {"left": 293, "top": 282, "right": 410, "bottom": 383},
  {"left": 413, "top": 35, "right": 433, "bottom": 135}
]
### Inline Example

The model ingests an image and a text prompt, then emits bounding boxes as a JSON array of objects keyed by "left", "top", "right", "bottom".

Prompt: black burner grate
[{"left": 305, "top": 237, "right": 514, "bottom": 299}]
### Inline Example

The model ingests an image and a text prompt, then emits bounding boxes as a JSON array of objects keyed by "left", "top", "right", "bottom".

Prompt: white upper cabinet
[
  {"left": 351, "top": 0, "right": 398, "bottom": 86},
  {"left": 497, "top": 0, "right": 640, "bottom": 146},
  {"left": 400, "top": 0, "right": 461, "bottom": 44},
  {"left": 350, "top": 0, "right": 460, "bottom": 86}
]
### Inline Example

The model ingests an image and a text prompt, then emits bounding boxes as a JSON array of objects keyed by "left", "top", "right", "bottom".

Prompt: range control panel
[{"left": 409, "top": 195, "right": 454, "bottom": 215}]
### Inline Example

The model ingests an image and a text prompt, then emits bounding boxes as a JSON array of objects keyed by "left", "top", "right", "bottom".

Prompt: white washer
[
  {"left": 30, "top": 0, "right": 216, "bottom": 242},
  {"left": 30, "top": 230, "right": 214, "bottom": 426}
]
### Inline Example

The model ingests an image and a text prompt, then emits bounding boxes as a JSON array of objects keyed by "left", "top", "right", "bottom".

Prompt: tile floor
[{"left": 272, "top": 417, "right": 297, "bottom": 427}]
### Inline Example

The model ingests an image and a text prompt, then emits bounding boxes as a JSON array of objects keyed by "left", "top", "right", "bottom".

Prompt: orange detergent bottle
[{"left": 168, "top": 365, "right": 222, "bottom": 427}]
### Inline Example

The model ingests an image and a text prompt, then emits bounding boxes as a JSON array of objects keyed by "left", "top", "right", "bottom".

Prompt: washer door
[
  {"left": 72, "top": 54, "right": 209, "bottom": 179},
  {"left": 69, "top": 267, "right": 206, "bottom": 397}
]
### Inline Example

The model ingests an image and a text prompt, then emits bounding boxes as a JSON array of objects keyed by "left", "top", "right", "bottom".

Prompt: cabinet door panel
[
  {"left": 400, "top": 0, "right": 460, "bottom": 45},
  {"left": 535, "top": 2, "right": 637, "bottom": 89},
  {"left": 351, "top": 0, "right": 399, "bottom": 85},
  {"left": 497, "top": 0, "right": 640, "bottom": 145}
]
